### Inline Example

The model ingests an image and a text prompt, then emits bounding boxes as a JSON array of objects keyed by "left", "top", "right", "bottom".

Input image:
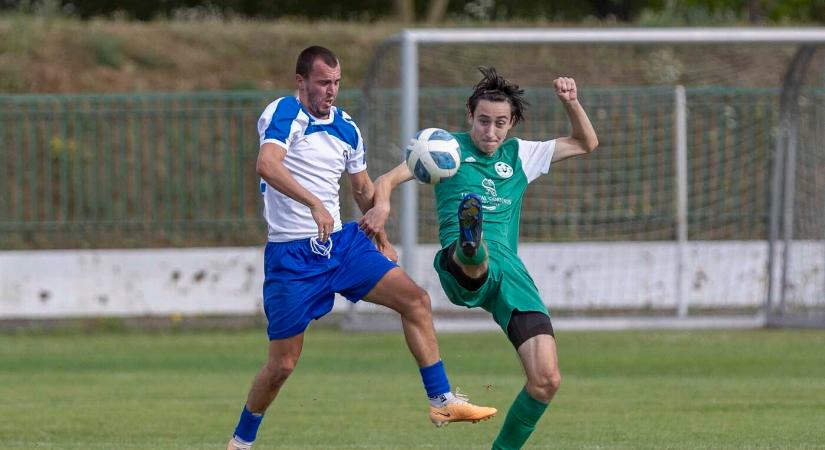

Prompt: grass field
[{"left": 2, "top": 327, "right": 824, "bottom": 449}]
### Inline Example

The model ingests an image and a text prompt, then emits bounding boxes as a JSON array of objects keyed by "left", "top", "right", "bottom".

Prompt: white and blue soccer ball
[{"left": 405, "top": 128, "right": 461, "bottom": 184}]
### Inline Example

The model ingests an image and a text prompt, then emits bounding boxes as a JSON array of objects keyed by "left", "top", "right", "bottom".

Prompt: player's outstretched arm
[
  {"left": 349, "top": 169, "right": 398, "bottom": 261},
  {"left": 359, "top": 162, "right": 414, "bottom": 237},
  {"left": 349, "top": 169, "right": 376, "bottom": 215},
  {"left": 257, "top": 142, "right": 334, "bottom": 242},
  {"left": 551, "top": 77, "right": 599, "bottom": 163}
]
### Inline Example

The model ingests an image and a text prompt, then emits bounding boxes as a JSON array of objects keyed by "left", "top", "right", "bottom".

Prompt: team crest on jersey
[
  {"left": 476, "top": 178, "right": 512, "bottom": 212},
  {"left": 495, "top": 162, "right": 513, "bottom": 178},
  {"left": 481, "top": 178, "right": 497, "bottom": 197}
]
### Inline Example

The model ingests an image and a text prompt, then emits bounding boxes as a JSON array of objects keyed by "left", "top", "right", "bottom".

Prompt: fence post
[
  {"left": 400, "top": 31, "right": 419, "bottom": 278},
  {"left": 675, "top": 85, "right": 689, "bottom": 317}
]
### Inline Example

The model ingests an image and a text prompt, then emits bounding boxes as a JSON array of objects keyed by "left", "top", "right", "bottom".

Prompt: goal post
[{"left": 351, "top": 28, "right": 825, "bottom": 330}]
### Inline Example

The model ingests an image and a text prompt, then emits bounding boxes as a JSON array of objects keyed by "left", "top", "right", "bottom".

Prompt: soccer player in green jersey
[{"left": 360, "top": 67, "right": 598, "bottom": 449}]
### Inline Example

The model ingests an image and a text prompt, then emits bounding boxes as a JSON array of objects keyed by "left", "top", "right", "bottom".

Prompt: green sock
[
  {"left": 491, "top": 387, "right": 549, "bottom": 450},
  {"left": 455, "top": 240, "right": 488, "bottom": 266}
]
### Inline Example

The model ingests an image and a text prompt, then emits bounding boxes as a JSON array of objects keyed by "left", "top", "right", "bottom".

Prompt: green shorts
[{"left": 433, "top": 240, "right": 549, "bottom": 332}]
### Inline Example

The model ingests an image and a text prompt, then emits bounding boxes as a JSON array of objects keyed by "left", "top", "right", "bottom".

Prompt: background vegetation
[
  {"left": 1, "top": 0, "right": 824, "bottom": 94},
  {"left": 3, "top": 0, "right": 825, "bottom": 24}
]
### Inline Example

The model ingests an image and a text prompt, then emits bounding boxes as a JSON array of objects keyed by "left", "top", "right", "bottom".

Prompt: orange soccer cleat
[{"left": 429, "top": 390, "right": 497, "bottom": 428}]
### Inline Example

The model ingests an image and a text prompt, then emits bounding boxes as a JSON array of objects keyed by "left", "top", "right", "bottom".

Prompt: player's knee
[
  {"left": 549, "top": 370, "right": 562, "bottom": 393},
  {"left": 528, "top": 369, "right": 562, "bottom": 401},
  {"left": 266, "top": 358, "right": 298, "bottom": 385},
  {"left": 402, "top": 287, "right": 432, "bottom": 318},
  {"left": 412, "top": 288, "right": 432, "bottom": 312}
]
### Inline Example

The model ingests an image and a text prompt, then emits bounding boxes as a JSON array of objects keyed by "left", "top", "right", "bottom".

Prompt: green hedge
[{"left": 6, "top": 0, "right": 821, "bottom": 24}]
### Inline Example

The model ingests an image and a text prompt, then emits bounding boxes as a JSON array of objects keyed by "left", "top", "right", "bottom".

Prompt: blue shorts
[{"left": 262, "top": 222, "right": 397, "bottom": 340}]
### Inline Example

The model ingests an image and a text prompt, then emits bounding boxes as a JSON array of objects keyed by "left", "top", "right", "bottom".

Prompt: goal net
[{"left": 345, "top": 28, "right": 825, "bottom": 330}]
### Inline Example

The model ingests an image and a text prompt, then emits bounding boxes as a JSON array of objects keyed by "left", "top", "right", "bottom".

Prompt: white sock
[
  {"left": 231, "top": 436, "right": 253, "bottom": 449},
  {"left": 429, "top": 391, "right": 456, "bottom": 408}
]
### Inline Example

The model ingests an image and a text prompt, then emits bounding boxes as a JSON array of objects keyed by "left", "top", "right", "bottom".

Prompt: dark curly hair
[{"left": 466, "top": 67, "right": 528, "bottom": 126}]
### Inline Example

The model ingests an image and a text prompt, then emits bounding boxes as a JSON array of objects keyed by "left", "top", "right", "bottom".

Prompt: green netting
[
  {"left": 0, "top": 87, "right": 813, "bottom": 250},
  {"left": 0, "top": 90, "right": 362, "bottom": 248},
  {"left": 362, "top": 86, "right": 781, "bottom": 244}
]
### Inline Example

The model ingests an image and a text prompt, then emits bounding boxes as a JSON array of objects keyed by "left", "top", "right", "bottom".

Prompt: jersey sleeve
[
  {"left": 258, "top": 97, "right": 302, "bottom": 150},
  {"left": 343, "top": 113, "right": 367, "bottom": 174},
  {"left": 517, "top": 138, "right": 556, "bottom": 183}
]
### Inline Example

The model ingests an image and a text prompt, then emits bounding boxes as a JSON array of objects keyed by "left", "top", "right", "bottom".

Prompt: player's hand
[
  {"left": 554, "top": 77, "right": 578, "bottom": 103},
  {"left": 375, "top": 236, "right": 399, "bottom": 263},
  {"left": 359, "top": 204, "right": 389, "bottom": 239},
  {"left": 310, "top": 203, "right": 334, "bottom": 242}
]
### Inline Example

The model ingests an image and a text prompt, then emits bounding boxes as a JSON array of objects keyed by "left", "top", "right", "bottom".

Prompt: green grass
[{"left": 2, "top": 328, "right": 824, "bottom": 449}]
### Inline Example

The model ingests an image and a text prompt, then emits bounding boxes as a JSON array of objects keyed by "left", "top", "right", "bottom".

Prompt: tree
[
  {"left": 394, "top": 0, "right": 414, "bottom": 23},
  {"left": 394, "top": 0, "right": 449, "bottom": 24},
  {"left": 426, "top": 0, "right": 449, "bottom": 23}
]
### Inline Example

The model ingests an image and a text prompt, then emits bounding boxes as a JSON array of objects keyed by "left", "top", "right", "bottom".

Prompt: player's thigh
[
  {"left": 331, "top": 223, "right": 398, "bottom": 302},
  {"left": 361, "top": 267, "right": 427, "bottom": 312},
  {"left": 492, "top": 250, "right": 548, "bottom": 330},
  {"left": 517, "top": 333, "right": 560, "bottom": 384},
  {"left": 434, "top": 246, "right": 499, "bottom": 310},
  {"left": 263, "top": 264, "right": 336, "bottom": 340}
]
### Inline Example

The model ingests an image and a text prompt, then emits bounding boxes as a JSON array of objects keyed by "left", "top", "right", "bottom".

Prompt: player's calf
[{"left": 442, "top": 243, "right": 488, "bottom": 290}]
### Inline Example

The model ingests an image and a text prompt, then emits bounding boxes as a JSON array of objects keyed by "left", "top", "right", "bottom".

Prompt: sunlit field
[{"left": 2, "top": 327, "right": 824, "bottom": 449}]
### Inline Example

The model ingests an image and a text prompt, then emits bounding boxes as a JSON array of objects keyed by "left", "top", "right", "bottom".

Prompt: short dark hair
[
  {"left": 467, "top": 67, "right": 528, "bottom": 126},
  {"left": 295, "top": 46, "right": 339, "bottom": 78}
]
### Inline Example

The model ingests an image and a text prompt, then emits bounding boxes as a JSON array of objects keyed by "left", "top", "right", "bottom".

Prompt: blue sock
[
  {"left": 233, "top": 406, "right": 264, "bottom": 444},
  {"left": 419, "top": 360, "right": 451, "bottom": 399}
]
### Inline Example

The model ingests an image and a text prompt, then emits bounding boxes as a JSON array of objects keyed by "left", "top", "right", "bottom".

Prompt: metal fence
[
  {"left": 0, "top": 86, "right": 793, "bottom": 250},
  {"left": 360, "top": 86, "right": 781, "bottom": 244},
  {"left": 2, "top": 87, "right": 823, "bottom": 325},
  {"left": 0, "top": 90, "right": 363, "bottom": 249}
]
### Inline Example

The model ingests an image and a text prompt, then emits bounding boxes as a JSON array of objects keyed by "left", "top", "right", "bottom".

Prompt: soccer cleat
[
  {"left": 458, "top": 193, "right": 484, "bottom": 258},
  {"left": 226, "top": 437, "right": 252, "bottom": 450},
  {"left": 429, "top": 391, "right": 497, "bottom": 428}
]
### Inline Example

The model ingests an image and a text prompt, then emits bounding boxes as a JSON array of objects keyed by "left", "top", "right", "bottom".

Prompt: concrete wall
[
  {"left": 1, "top": 241, "right": 822, "bottom": 319},
  {"left": 0, "top": 248, "right": 263, "bottom": 318}
]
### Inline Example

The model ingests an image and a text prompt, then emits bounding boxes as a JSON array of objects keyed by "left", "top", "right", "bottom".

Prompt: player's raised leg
[
  {"left": 458, "top": 192, "right": 485, "bottom": 261},
  {"left": 443, "top": 192, "right": 489, "bottom": 285},
  {"left": 228, "top": 333, "right": 305, "bottom": 450},
  {"left": 362, "top": 267, "right": 497, "bottom": 426}
]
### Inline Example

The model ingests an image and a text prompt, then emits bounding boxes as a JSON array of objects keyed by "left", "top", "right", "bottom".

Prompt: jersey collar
[{"left": 297, "top": 96, "right": 336, "bottom": 125}]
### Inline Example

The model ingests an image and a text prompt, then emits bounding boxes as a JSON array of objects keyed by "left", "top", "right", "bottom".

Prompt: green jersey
[{"left": 434, "top": 132, "right": 556, "bottom": 251}]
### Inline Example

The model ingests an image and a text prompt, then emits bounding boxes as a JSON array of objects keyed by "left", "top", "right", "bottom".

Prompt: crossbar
[{"left": 397, "top": 27, "right": 825, "bottom": 44}]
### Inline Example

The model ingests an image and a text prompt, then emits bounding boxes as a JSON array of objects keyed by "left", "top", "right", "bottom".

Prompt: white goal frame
[{"left": 362, "top": 28, "right": 825, "bottom": 331}]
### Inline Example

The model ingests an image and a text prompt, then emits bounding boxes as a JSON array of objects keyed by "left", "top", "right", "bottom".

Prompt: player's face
[
  {"left": 469, "top": 99, "right": 514, "bottom": 154},
  {"left": 297, "top": 59, "right": 341, "bottom": 119}
]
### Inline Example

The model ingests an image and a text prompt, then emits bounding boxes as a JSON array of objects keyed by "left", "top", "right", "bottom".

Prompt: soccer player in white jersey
[
  {"left": 361, "top": 67, "right": 599, "bottom": 449},
  {"left": 226, "top": 46, "right": 496, "bottom": 450}
]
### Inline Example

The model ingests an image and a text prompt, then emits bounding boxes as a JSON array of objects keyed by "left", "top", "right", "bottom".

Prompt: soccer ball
[{"left": 405, "top": 128, "right": 461, "bottom": 184}]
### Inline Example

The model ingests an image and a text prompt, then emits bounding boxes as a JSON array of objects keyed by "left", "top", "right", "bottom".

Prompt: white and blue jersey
[
  {"left": 255, "top": 96, "right": 396, "bottom": 340},
  {"left": 257, "top": 96, "right": 366, "bottom": 242}
]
